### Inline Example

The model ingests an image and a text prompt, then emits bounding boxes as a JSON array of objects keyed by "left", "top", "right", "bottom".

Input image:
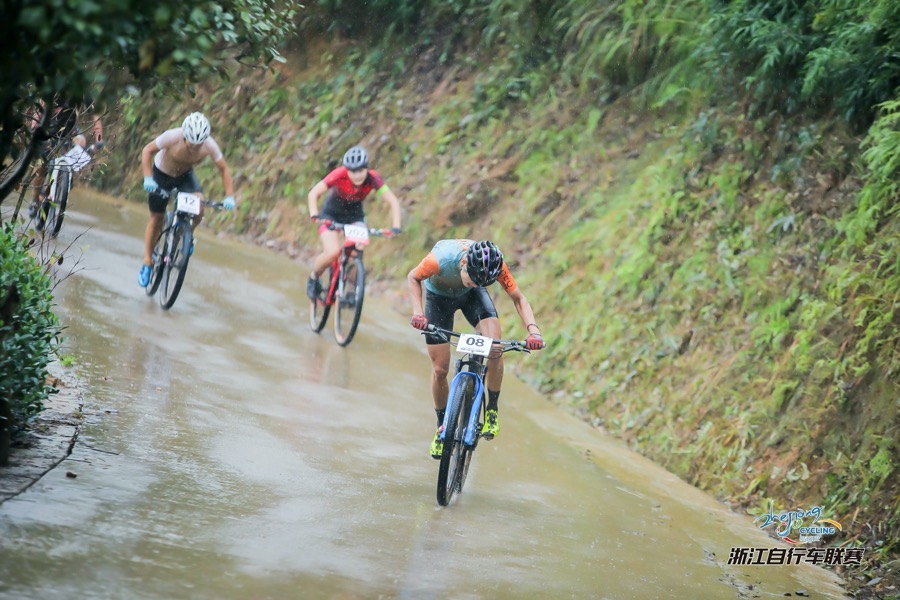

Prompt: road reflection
[{"left": 0, "top": 191, "right": 846, "bottom": 599}]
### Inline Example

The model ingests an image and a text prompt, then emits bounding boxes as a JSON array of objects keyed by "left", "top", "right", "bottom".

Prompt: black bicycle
[
  {"left": 425, "top": 325, "right": 530, "bottom": 506},
  {"left": 145, "top": 188, "right": 224, "bottom": 310},
  {"left": 309, "top": 220, "right": 393, "bottom": 346}
]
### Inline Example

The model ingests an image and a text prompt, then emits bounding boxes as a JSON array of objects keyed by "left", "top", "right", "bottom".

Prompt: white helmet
[{"left": 182, "top": 112, "right": 210, "bottom": 144}]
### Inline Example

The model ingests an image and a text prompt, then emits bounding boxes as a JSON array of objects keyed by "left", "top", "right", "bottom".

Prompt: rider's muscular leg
[
  {"left": 311, "top": 229, "right": 342, "bottom": 277},
  {"left": 30, "top": 164, "right": 47, "bottom": 204},
  {"left": 143, "top": 212, "right": 165, "bottom": 266},
  {"left": 427, "top": 343, "right": 451, "bottom": 411}
]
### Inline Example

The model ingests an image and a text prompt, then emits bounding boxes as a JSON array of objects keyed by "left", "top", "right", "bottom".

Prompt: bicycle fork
[
  {"left": 441, "top": 370, "right": 486, "bottom": 447},
  {"left": 335, "top": 247, "right": 362, "bottom": 305},
  {"left": 334, "top": 255, "right": 346, "bottom": 302}
]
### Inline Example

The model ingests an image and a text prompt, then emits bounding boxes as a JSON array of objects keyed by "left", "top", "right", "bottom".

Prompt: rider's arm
[
  {"left": 26, "top": 101, "right": 44, "bottom": 131},
  {"left": 506, "top": 288, "right": 542, "bottom": 337},
  {"left": 91, "top": 115, "right": 103, "bottom": 143},
  {"left": 377, "top": 185, "right": 402, "bottom": 230},
  {"left": 407, "top": 253, "right": 440, "bottom": 315},
  {"left": 140, "top": 141, "right": 160, "bottom": 177},
  {"left": 214, "top": 156, "right": 235, "bottom": 198},
  {"left": 307, "top": 180, "right": 328, "bottom": 218}
]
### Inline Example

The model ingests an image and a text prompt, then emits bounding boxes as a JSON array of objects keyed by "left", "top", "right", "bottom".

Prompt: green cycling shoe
[
  {"left": 430, "top": 426, "right": 444, "bottom": 459},
  {"left": 481, "top": 409, "right": 499, "bottom": 439}
]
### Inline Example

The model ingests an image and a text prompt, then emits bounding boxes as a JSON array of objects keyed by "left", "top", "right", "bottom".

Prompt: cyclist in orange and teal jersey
[
  {"left": 306, "top": 146, "right": 402, "bottom": 298},
  {"left": 407, "top": 239, "right": 545, "bottom": 458}
]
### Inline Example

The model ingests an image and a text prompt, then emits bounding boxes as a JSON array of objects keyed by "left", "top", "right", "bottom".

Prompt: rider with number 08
[
  {"left": 407, "top": 239, "right": 545, "bottom": 458},
  {"left": 306, "top": 146, "right": 402, "bottom": 299},
  {"left": 137, "top": 112, "right": 236, "bottom": 287}
]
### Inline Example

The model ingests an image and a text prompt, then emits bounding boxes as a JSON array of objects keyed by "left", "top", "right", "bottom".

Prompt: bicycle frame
[
  {"left": 431, "top": 327, "right": 528, "bottom": 446},
  {"left": 309, "top": 221, "right": 393, "bottom": 345},
  {"left": 147, "top": 187, "right": 224, "bottom": 307},
  {"left": 428, "top": 325, "right": 529, "bottom": 506},
  {"left": 445, "top": 363, "right": 487, "bottom": 447},
  {"left": 317, "top": 221, "right": 390, "bottom": 306},
  {"left": 322, "top": 240, "right": 362, "bottom": 307}
]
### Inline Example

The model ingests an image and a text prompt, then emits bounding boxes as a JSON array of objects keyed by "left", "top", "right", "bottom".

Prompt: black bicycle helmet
[
  {"left": 466, "top": 240, "right": 504, "bottom": 287},
  {"left": 342, "top": 146, "right": 369, "bottom": 170}
]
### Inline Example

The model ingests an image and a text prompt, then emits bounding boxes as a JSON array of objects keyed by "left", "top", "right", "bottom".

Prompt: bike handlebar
[
  {"left": 423, "top": 324, "right": 530, "bottom": 353},
  {"left": 317, "top": 219, "right": 396, "bottom": 238},
  {"left": 157, "top": 188, "right": 226, "bottom": 209}
]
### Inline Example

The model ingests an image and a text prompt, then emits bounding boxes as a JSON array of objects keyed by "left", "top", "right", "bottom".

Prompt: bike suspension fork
[
  {"left": 463, "top": 374, "right": 486, "bottom": 446},
  {"left": 441, "top": 371, "right": 480, "bottom": 442}
]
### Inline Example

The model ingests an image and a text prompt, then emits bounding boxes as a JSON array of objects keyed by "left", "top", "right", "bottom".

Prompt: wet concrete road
[{"left": 0, "top": 191, "right": 846, "bottom": 599}]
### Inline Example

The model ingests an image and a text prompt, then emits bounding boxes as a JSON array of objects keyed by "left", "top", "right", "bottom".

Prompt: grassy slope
[{"left": 95, "top": 37, "right": 898, "bottom": 591}]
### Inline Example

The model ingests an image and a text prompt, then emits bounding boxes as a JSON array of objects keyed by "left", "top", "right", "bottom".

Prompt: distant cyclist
[
  {"left": 407, "top": 239, "right": 545, "bottom": 458},
  {"left": 137, "top": 112, "right": 236, "bottom": 287},
  {"left": 27, "top": 95, "right": 103, "bottom": 216},
  {"left": 306, "top": 145, "right": 402, "bottom": 299}
]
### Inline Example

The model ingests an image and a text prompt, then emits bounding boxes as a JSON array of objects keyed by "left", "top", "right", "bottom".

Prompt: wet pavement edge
[{"left": 0, "top": 363, "right": 83, "bottom": 504}]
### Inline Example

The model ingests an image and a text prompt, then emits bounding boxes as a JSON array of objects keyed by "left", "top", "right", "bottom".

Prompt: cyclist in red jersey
[{"left": 306, "top": 146, "right": 402, "bottom": 298}]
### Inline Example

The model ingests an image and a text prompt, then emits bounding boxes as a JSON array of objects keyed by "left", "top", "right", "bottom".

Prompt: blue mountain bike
[
  {"left": 425, "top": 325, "right": 530, "bottom": 506},
  {"left": 145, "top": 187, "right": 224, "bottom": 310}
]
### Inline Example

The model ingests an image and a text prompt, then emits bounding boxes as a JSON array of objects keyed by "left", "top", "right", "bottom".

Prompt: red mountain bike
[{"left": 308, "top": 221, "right": 393, "bottom": 346}]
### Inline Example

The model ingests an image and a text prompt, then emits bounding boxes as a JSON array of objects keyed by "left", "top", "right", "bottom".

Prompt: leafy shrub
[
  {"left": 696, "top": 0, "right": 900, "bottom": 129},
  {"left": 0, "top": 224, "right": 60, "bottom": 429}
]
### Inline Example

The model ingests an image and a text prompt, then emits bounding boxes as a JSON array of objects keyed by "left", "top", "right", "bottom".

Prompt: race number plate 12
[
  {"left": 176, "top": 192, "right": 201, "bottom": 215},
  {"left": 344, "top": 224, "right": 370, "bottom": 244},
  {"left": 456, "top": 334, "right": 492, "bottom": 356}
]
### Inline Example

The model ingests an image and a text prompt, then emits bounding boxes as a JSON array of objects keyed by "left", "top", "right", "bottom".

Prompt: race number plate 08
[
  {"left": 176, "top": 192, "right": 201, "bottom": 215},
  {"left": 343, "top": 224, "right": 370, "bottom": 244},
  {"left": 456, "top": 334, "right": 492, "bottom": 356}
]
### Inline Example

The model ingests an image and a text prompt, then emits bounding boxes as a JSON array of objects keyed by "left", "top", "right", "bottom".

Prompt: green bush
[{"left": 0, "top": 223, "right": 60, "bottom": 429}]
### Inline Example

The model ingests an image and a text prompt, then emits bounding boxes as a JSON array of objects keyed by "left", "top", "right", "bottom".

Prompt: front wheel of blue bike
[
  {"left": 456, "top": 389, "right": 478, "bottom": 494},
  {"left": 437, "top": 376, "right": 473, "bottom": 506},
  {"left": 146, "top": 213, "right": 171, "bottom": 297},
  {"left": 160, "top": 221, "right": 192, "bottom": 310},
  {"left": 334, "top": 255, "right": 365, "bottom": 347}
]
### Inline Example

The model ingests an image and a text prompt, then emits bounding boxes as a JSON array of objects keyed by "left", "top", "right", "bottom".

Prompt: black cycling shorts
[
  {"left": 423, "top": 287, "right": 498, "bottom": 345},
  {"left": 148, "top": 165, "right": 203, "bottom": 213},
  {"left": 320, "top": 190, "right": 365, "bottom": 225}
]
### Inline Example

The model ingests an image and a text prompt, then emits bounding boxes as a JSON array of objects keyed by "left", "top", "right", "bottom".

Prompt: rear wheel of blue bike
[
  {"left": 160, "top": 221, "right": 192, "bottom": 310},
  {"left": 309, "top": 266, "right": 332, "bottom": 333},
  {"left": 334, "top": 255, "right": 365, "bottom": 346},
  {"left": 437, "top": 376, "right": 473, "bottom": 506},
  {"left": 146, "top": 213, "right": 171, "bottom": 297}
]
